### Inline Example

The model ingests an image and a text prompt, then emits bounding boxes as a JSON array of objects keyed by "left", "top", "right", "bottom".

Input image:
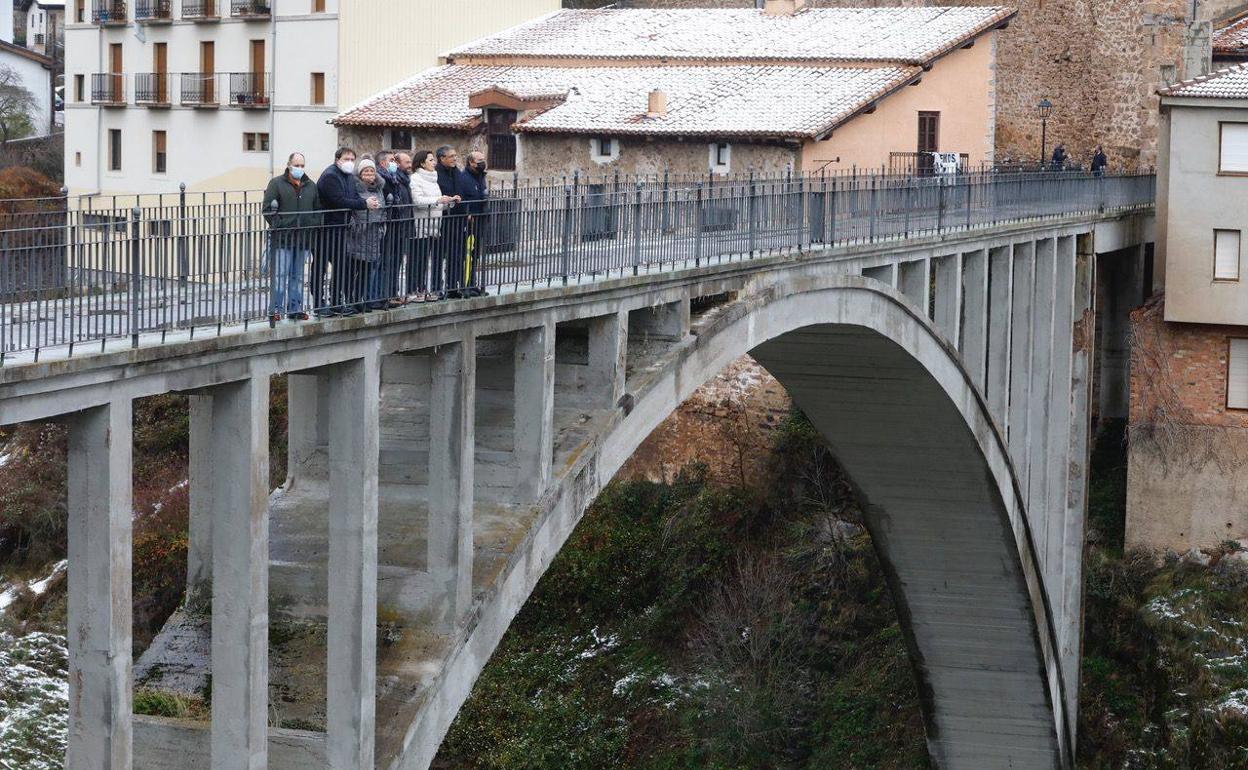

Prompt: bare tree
[{"left": 0, "top": 65, "right": 38, "bottom": 144}]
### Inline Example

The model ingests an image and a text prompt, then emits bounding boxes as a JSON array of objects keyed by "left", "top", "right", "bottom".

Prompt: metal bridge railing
[{"left": 0, "top": 170, "right": 1155, "bottom": 362}]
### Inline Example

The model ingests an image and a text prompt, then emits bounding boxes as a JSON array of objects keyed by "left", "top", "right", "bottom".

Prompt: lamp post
[{"left": 1037, "top": 98, "right": 1053, "bottom": 168}]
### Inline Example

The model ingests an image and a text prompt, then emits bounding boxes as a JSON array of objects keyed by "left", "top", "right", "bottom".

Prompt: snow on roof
[
  {"left": 1160, "top": 62, "right": 1248, "bottom": 100},
  {"left": 1215, "top": 14, "right": 1248, "bottom": 56},
  {"left": 446, "top": 6, "right": 1015, "bottom": 66},
  {"left": 333, "top": 63, "right": 920, "bottom": 139}
]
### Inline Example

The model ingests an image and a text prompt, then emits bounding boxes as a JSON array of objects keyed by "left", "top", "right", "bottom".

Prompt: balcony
[
  {"left": 91, "top": 73, "right": 127, "bottom": 106},
  {"left": 180, "top": 73, "right": 219, "bottom": 107},
  {"left": 134, "top": 73, "right": 172, "bottom": 107},
  {"left": 230, "top": 0, "right": 270, "bottom": 19},
  {"left": 91, "top": 0, "right": 128, "bottom": 25},
  {"left": 181, "top": 0, "right": 220, "bottom": 20},
  {"left": 228, "top": 72, "right": 271, "bottom": 109},
  {"left": 134, "top": 0, "right": 172, "bottom": 23},
  {"left": 32, "top": 32, "right": 44, "bottom": 45}
]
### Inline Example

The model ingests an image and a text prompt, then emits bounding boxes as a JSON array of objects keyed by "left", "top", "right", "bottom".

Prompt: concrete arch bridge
[{"left": 0, "top": 209, "right": 1152, "bottom": 769}]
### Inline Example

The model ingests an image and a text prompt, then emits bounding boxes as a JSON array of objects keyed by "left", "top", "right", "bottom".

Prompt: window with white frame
[
  {"left": 1215, "top": 229, "right": 1241, "bottom": 281},
  {"left": 1228, "top": 338, "right": 1248, "bottom": 409},
  {"left": 590, "top": 136, "right": 618, "bottom": 164},
  {"left": 1220, "top": 123, "right": 1248, "bottom": 173},
  {"left": 709, "top": 142, "right": 731, "bottom": 174}
]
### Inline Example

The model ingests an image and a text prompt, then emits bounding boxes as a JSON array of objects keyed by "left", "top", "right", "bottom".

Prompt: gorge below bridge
[{"left": 0, "top": 183, "right": 1153, "bottom": 770}]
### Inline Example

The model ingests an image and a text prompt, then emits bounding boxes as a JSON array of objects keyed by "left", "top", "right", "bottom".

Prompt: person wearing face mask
[
  {"left": 317, "top": 146, "right": 379, "bottom": 315},
  {"left": 344, "top": 157, "right": 389, "bottom": 314},
  {"left": 408, "top": 149, "right": 458, "bottom": 300},
  {"left": 456, "top": 151, "right": 490, "bottom": 297},
  {"left": 262, "top": 152, "right": 321, "bottom": 322},
  {"left": 377, "top": 150, "right": 414, "bottom": 306}
]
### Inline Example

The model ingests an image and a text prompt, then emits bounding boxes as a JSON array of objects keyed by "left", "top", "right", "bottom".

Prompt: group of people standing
[{"left": 262, "top": 144, "right": 491, "bottom": 320}]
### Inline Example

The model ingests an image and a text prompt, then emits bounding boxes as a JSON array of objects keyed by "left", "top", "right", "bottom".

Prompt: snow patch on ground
[
  {"left": 0, "top": 561, "right": 67, "bottom": 615},
  {"left": 0, "top": 632, "right": 68, "bottom": 770}
]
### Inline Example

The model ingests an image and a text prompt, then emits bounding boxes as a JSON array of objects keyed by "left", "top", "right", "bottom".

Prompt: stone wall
[
  {"left": 1125, "top": 296, "right": 1248, "bottom": 550},
  {"left": 622, "top": 0, "right": 1246, "bottom": 168}
]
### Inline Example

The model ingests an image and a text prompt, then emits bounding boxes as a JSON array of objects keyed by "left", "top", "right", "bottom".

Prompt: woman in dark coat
[{"left": 345, "top": 158, "right": 388, "bottom": 313}]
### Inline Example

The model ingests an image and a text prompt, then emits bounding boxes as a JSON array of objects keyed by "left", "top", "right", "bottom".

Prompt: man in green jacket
[{"left": 263, "top": 152, "right": 321, "bottom": 321}]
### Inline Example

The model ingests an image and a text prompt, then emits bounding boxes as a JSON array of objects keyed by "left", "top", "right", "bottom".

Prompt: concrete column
[
  {"left": 209, "top": 375, "right": 270, "bottom": 770},
  {"left": 898, "top": 258, "right": 930, "bottom": 315},
  {"left": 514, "top": 320, "right": 555, "bottom": 503},
  {"left": 66, "top": 400, "right": 133, "bottom": 770},
  {"left": 1061, "top": 237, "right": 1096, "bottom": 739},
  {"left": 428, "top": 337, "right": 476, "bottom": 622},
  {"left": 587, "top": 310, "right": 627, "bottom": 407},
  {"left": 961, "top": 249, "right": 989, "bottom": 391},
  {"left": 1097, "top": 245, "right": 1146, "bottom": 422},
  {"left": 1007, "top": 241, "right": 1035, "bottom": 474},
  {"left": 985, "top": 245, "right": 1013, "bottom": 426},
  {"left": 1044, "top": 237, "right": 1077, "bottom": 578},
  {"left": 932, "top": 253, "right": 962, "bottom": 347},
  {"left": 286, "top": 372, "right": 323, "bottom": 484},
  {"left": 186, "top": 394, "right": 213, "bottom": 614},
  {"left": 326, "top": 354, "right": 381, "bottom": 770},
  {"left": 627, "top": 298, "right": 690, "bottom": 342},
  {"left": 1025, "top": 238, "right": 1057, "bottom": 571},
  {"left": 862, "top": 262, "right": 897, "bottom": 288}
]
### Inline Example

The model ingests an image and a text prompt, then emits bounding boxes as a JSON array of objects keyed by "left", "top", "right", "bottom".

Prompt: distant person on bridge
[
  {"left": 458, "top": 151, "right": 490, "bottom": 298},
  {"left": 343, "top": 157, "right": 389, "bottom": 314},
  {"left": 1050, "top": 143, "right": 1068, "bottom": 171},
  {"left": 435, "top": 145, "right": 470, "bottom": 298},
  {"left": 1091, "top": 145, "right": 1108, "bottom": 177},
  {"left": 317, "top": 146, "right": 380, "bottom": 316},
  {"left": 408, "top": 149, "right": 458, "bottom": 301},
  {"left": 377, "top": 150, "right": 413, "bottom": 308},
  {"left": 262, "top": 152, "right": 320, "bottom": 323}
]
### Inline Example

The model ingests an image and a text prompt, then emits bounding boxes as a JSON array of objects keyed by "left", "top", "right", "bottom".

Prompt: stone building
[
  {"left": 1126, "top": 63, "right": 1248, "bottom": 551},
  {"left": 333, "top": 3, "right": 1012, "bottom": 179}
]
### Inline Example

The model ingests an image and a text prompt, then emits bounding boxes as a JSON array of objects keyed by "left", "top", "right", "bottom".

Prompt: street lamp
[{"left": 1037, "top": 98, "right": 1053, "bottom": 168}]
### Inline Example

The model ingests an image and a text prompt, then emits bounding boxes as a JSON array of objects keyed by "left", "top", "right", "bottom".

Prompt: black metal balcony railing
[
  {"left": 230, "top": 0, "right": 270, "bottom": 18},
  {"left": 90, "top": 73, "right": 127, "bottom": 105},
  {"left": 228, "top": 72, "right": 271, "bottom": 108},
  {"left": 91, "top": 0, "right": 128, "bottom": 24},
  {"left": 135, "top": 0, "right": 173, "bottom": 22},
  {"left": 32, "top": 32, "right": 44, "bottom": 45},
  {"left": 889, "top": 151, "right": 972, "bottom": 176},
  {"left": 179, "top": 73, "right": 218, "bottom": 106},
  {"left": 134, "top": 73, "right": 172, "bottom": 105},
  {"left": 181, "top": 0, "right": 219, "bottom": 19},
  {"left": 0, "top": 169, "right": 1155, "bottom": 360}
]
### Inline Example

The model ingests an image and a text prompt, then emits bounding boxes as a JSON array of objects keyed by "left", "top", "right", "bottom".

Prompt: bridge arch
[{"left": 402, "top": 276, "right": 1071, "bottom": 770}]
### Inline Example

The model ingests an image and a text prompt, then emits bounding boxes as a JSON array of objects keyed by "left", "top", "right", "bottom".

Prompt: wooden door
[
  {"left": 200, "top": 41, "right": 215, "bottom": 102},
  {"left": 153, "top": 42, "right": 167, "bottom": 101},
  {"left": 250, "top": 40, "right": 265, "bottom": 98},
  {"left": 917, "top": 111, "right": 939, "bottom": 174},
  {"left": 109, "top": 43, "right": 122, "bottom": 100}
]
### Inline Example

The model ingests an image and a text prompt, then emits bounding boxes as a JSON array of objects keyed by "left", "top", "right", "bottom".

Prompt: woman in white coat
[{"left": 408, "top": 149, "right": 459, "bottom": 300}]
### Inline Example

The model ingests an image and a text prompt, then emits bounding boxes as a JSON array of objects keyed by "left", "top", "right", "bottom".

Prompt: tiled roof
[
  {"left": 1215, "top": 15, "right": 1248, "bottom": 56},
  {"left": 334, "top": 64, "right": 920, "bottom": 139},
  {"left": 1159, "top": 63, "right": 1248, "bottom": 99},
  {"left": 446, "top": 7, "right": 1015, "bottom": 66}
]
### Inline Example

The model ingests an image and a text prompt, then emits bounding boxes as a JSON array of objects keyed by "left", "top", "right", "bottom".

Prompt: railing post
[
  {"left": 560, "top": 184, "right": 573, "bottom": 285},
  {"left": 177, "top": 182, "right": 188, "bottom": 290},
  {"left": 748, "top": 172, "right": 757, "bottom": 255},
  {"left": 632, "top": 181, "right": 643, "bottom": 274},
  {"left": 799, "top": 173, "right": 808, "bottom": 251},
  {"left": 937, "top": 176, "right": 946, "bottom": 233},
  {"left": 903, "top": 177, "right": 912, "bottom": 236},
  {"left": 661, "top": 167, "right": 670, "bottom": 232},
  {"left": 695, "top": 181, "right": 704, "bottom": 267},
  {"left": 129, "top": 206, "right": 141, "bottom": 348},
  {"left": 869, "top": 176, "right": 877, "bottom": 243},
  {"left": 965, "top": 174, "right": 973, "bottom": 230},
  {"left": 829, "top": 176, "right": 837, "bottom": 245}
]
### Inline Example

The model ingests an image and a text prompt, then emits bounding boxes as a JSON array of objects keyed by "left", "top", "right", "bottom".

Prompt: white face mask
[{"left": 338, "top": 160, "right": 355, "bottom": 175}]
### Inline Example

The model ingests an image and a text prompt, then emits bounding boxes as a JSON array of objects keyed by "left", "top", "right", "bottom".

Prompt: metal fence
[{"left": 0, "top": 169, "right": 1155, "bottom": 362}]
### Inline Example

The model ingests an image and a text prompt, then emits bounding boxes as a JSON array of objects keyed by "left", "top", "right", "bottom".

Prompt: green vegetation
[
  {"left": 132, "top": 687, "right": 209, "bottom": 720},
  {"left": 434, "top": 412, "right": 929, "bottom": 770}
]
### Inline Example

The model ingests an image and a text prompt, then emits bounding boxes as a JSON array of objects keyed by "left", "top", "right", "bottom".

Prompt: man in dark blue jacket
[
  {"left": 457, "top": 151, "right": 490, "bottom": 296},
  {"left": 377, "top": 150, "right": 413, "bottom": 305},
  {"left": 316, "top": 146, "right": 378, "bottom": 314},
  {"left": 435, "top": 145, "right": 470, "bottom": 297}
]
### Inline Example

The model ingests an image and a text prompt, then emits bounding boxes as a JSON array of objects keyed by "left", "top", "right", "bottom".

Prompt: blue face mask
[
  {"left": 289, "top": 166, "right": 305, "bottom": 180},
  {"left": 387, "top": 161, "right": 399, "bottom": 174}
]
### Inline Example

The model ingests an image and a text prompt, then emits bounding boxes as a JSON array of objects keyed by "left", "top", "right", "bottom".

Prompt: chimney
[
  {"left": 762, "top": 0, "right": 807, "bottom": 16},
  {"left": 647, "top": 89, "right": 667, "bottom": 118}
]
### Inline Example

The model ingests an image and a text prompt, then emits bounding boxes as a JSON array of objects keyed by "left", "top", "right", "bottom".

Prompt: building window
[
  {"left": 918, "top": 111, "right": 940, "bottom": 174},
  {"left": 486, "top": 109, "right": 517, "bottom": 172},
  {"left": 108, "top": 129, "right": 121, "bottom": 170},
  {"left": 1215, "top": 229, "right": 1241, "bottom": 281},
  {"left": 390, "top": 129, "right": 413, "bottom": 150},
  {"left": 75, "top": 0, "right": 84, "bottom": 23},
  {"left": 152, "top": 130, "right": 167, "bottom": 173},
  {"left": 75, "top": 151, "right": 82, "bottom": 167},
  {"left": 1220, "top": 123, "right": 1248, "bottom": 174},
  {"left": 310, "top": 72, "right": 325, "bottom": 105},
  {"left": 709, "top": 142, "right": 731, "bottom": 173},
  {"left": 313, "top": 0, "right": 326, "bottom": 11},
  {"left": 243, "top": 132, "right": 270, "bottom": 152},
  {"left": 590, "top": 136, "right": 618, "bottom": 164},
  {"left": 1229, "top": 338, "right": 1248, "bottom": 409},
  {"left": 74, "top": 74, "right": 84, "bottom": 102}
]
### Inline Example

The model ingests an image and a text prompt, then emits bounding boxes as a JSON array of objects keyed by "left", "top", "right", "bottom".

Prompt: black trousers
[
  {"left": 407, "top": 235, "right": 437, "bottom": 294},
  {"left": 441, "top": 216, "right": 468, "bottom": 293}
]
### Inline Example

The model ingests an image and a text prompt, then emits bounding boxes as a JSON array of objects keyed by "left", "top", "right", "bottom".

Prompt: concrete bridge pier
[
  {"left": 428, "top": 337, "right": 476, "bottom": 622},
  {"left": 65, "top": 400, "right": 134, "bottom": 770}
]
